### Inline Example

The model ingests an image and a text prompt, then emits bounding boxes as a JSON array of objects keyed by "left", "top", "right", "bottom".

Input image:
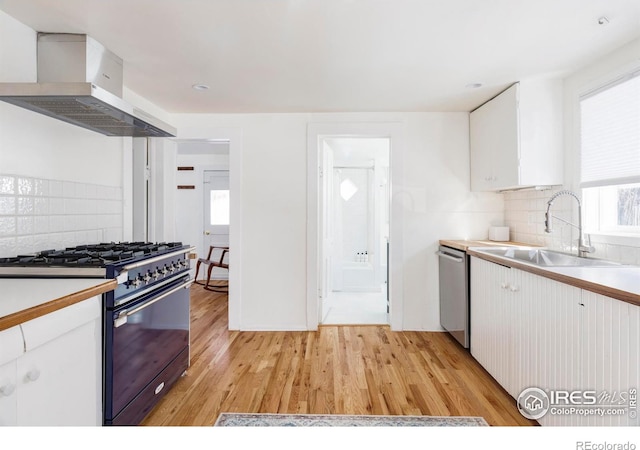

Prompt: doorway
[
  {"left": 173, "top": 140, "right": 230, "bottom": 283},
  {"left": 319, "top": 137, "right": 390, "bottom": 325},
  {"left": 202, "top": 169, "right": 230, "bottom": 283}
]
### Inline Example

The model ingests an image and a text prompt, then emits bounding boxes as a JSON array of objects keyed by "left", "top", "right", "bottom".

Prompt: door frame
[
  {"left": 306, "top": 122, "right": 405, "bottom": 330},
  {"left": 170, "top": 131, "right": 242, "bottom": 331}
]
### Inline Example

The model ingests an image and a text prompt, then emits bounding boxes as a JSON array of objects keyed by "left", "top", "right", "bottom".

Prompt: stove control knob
[
  {"left": 142, "top": 272, "right": 152, "bottom": 284},
  {"left": 127, "top": 277, "right": 142, "bottom": 288},
  {"left": 152, "top": 269, "right": 161, "bottom": 280},
  {"left": 168, "top": 263, "right": 177, "bottom": 273}
]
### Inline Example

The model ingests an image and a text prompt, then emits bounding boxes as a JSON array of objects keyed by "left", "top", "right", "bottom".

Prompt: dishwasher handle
[{"left": 436, "top": 250, "right": 464, "bottom": 263}]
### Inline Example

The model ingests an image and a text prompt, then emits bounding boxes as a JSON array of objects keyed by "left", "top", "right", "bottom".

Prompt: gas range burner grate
[{"left": 0, "top": 242, "right": 185, "bottom": 268}]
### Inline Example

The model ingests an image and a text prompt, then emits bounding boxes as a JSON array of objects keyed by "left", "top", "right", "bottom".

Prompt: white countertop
[
  {"left": 548, "top": 266, "right": 640, "bottom": 297},
  {"left": 0, "top": 278, "right": 112, "bottom": 320}
]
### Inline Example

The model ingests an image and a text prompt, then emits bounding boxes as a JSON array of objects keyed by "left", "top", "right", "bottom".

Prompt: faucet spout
[{"left": 544, "top": 190, "right": 595, "bottom": 257}]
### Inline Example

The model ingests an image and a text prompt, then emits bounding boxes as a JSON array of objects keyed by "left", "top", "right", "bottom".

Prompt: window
[
  {"left": 580, "top": 70, "right": 640, "bottom": 236},
  {"left": 209, "top": 190, "right": 230, "bottom": 225}
]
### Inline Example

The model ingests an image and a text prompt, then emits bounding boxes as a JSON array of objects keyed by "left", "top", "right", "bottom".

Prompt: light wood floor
[{"left": 141, "top": 284, "right": 537, "bottom": 426}]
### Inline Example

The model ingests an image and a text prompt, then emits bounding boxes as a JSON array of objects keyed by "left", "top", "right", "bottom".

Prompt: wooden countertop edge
[
  {"left": 0, "top": 279, "right": 117, "bottom": 332},
  {"left": 467, "top": 249, "right": 640, "bottom": 307}
]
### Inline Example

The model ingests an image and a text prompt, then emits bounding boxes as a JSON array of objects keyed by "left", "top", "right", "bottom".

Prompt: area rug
[{"left": 214, "top": 413, "right": 489, "bottom": 427}]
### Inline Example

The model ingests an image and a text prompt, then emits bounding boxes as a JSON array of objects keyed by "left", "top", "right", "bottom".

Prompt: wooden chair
[{"left": 194, "top": 246, "right": 229, "bottom": 292}]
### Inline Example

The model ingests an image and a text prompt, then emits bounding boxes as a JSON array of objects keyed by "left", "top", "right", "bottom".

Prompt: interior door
[{"left": 202, "top": 170, "right": 230, "bottom": 281}]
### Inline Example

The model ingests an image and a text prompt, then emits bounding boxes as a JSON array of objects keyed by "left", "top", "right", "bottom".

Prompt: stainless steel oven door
[{"left": 105, "top": 275, "right": 191, "bottom": 425}]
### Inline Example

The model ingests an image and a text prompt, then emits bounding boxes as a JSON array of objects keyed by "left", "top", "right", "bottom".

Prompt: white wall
[
  {"left": 173, "top": 112, "right": 503, "bottom": 331},
  {"left": 504, "top": 37, "right": 640, "bottom": 265}
]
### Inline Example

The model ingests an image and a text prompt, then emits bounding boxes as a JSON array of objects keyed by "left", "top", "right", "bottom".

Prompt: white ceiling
[{"left": 1, "top": 0, "right": 639, "bottom": 114}]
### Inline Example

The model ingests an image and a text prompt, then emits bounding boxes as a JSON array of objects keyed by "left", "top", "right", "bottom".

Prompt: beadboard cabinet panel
[
  {"left": 581, "top": 291, "right": 640, "bottom": 427},
  {"left": 470, "top": 256, "right": 638, "bottom": 426}
]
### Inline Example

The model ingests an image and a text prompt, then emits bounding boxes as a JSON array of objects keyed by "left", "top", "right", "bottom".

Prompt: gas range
[{"left": 0, "top": 241, "right": 196, "bottom": 425}]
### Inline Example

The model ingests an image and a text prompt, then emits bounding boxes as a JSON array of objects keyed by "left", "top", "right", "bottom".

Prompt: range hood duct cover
[{"left": 0, "top": 33, "right": 176, "bottom": 137}]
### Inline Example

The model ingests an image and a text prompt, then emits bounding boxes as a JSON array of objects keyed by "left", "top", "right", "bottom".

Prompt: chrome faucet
[{"left": 544, "top": 190, "right": 595, "bottom": 257}]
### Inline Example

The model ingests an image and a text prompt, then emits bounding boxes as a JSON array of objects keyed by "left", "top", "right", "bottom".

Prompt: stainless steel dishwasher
[{"left": 437, "top": 245, "right": 469, "bottom": 348}]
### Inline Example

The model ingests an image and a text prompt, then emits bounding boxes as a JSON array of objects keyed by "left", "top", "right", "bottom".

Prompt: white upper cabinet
[{"left": 470, "top": 79, "right": 564, "bottom": 191}]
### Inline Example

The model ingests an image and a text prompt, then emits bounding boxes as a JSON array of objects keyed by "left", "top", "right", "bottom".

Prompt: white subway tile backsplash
[
  {"left": 0, "top": 173, "right": 123, "bottom": 256},
  {"left": 33, "top": 216, "right": 48, "bottom": 232},
  {"left": 85, "top": 184, "right": 97, "bottom": 199},
  {"left": 16, "top": 216, "right": 34, "bottom": 235},
  {"left": 0, "top": 217, "right": 16, "bottom": 236},
  {"left": 17, "top": 177, "right": 34, "bottom": 195},
  {"left": 49, "top": 216, "right": 65, "bottom": 232},
  {"left": 62, "top": 181, "right": 77, "bottom": 198},
  {"left": 0, "top": 237, "right": 16, "bottom": 254},
  {"left": 17, "top": 197, "right": 34, "bottom": 215},
  {"left": 0, "top": 176, "right": 15, "bottom": 194},
  {"left": 33, "top": 197, "right": 49, "bottom": 215},
  {"left": 0, "top": 196, "right": 15, "bottom": 215},
  {"left": 49, "top": 180, "right": 63, "bottom": 197},
  {"left": 49, "top": 198, "right": 65, "bottom": 215},
  {"left": 33, "top": 179, "right": 48, "bottom": 196}
]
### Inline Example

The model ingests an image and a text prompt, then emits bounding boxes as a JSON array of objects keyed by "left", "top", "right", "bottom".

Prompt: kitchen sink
[{"left": 474, "top": 247, "right": 622, "bottom": 268}]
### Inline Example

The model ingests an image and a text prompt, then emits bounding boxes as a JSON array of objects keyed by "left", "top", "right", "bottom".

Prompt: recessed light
[
  {"left": 192, "top": 84, "right": 210, "bottom": 91},
  {"left": 466, "top": 82, "right": 483, "bottom": 89},
  {"left": 598, "top": 16, "right": 610, "bottom": 25}
]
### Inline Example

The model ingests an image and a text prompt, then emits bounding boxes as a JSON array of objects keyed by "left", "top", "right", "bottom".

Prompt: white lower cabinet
[
  {"left": 471, "top": 256, "right": 639, "bottom": 426},
  {"left": 470, "top": 257, "right": 521, "bottom": 397},
  {"left": 0, "top": 296, "right": 102, "bottom": 426}
]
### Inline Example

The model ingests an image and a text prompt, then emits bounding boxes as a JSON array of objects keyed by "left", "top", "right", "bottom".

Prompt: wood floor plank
[{"left": 141, "top": 285, "right": 538, "bottom": 426}]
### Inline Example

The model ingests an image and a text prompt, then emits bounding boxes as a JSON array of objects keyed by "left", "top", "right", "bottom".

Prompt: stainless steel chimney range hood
[{"left": 0, "top": 33, "right": 176, "bottom": 138}]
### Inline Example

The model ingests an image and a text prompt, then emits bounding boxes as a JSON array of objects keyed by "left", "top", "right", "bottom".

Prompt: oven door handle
[
  {"left": 116, "top": 247, "right": 196, "bottom": 284},
  {"left": 114, "top": 279, "right": 193, "bottom": 328}
]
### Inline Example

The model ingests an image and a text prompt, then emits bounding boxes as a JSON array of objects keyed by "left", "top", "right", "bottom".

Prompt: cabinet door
[
  {"left": 532, "top": 277, "right": 582, "bottom": 426},
  {"left": 0, "top": 325, "right": 23, "bottom": 427},
  {"left": 0, "top": 360, "right": 17, "bottom": 426},
  {"left": 496, "top": 264, "right": 521, "bottom": 398},
  {"left": 469, "top": 100, "right": 496, "bottom": 191},
  {"left": 470, "top": 257, "right": 496, "bottom": 375},
  {"left": 470, "top": 84, "right": 520, "bottom": 191},
  {"left": 489, "top": 84, "right": 520, "bottom": 190},
  {"left": 581, "top": 291, "right": 640, "bottom": 427},
  {"left": 470, "top": 257, "right": 520, "bottom": 396},
  {"left": 16, "top": 319, "right": 101, "bottom": 426}
]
